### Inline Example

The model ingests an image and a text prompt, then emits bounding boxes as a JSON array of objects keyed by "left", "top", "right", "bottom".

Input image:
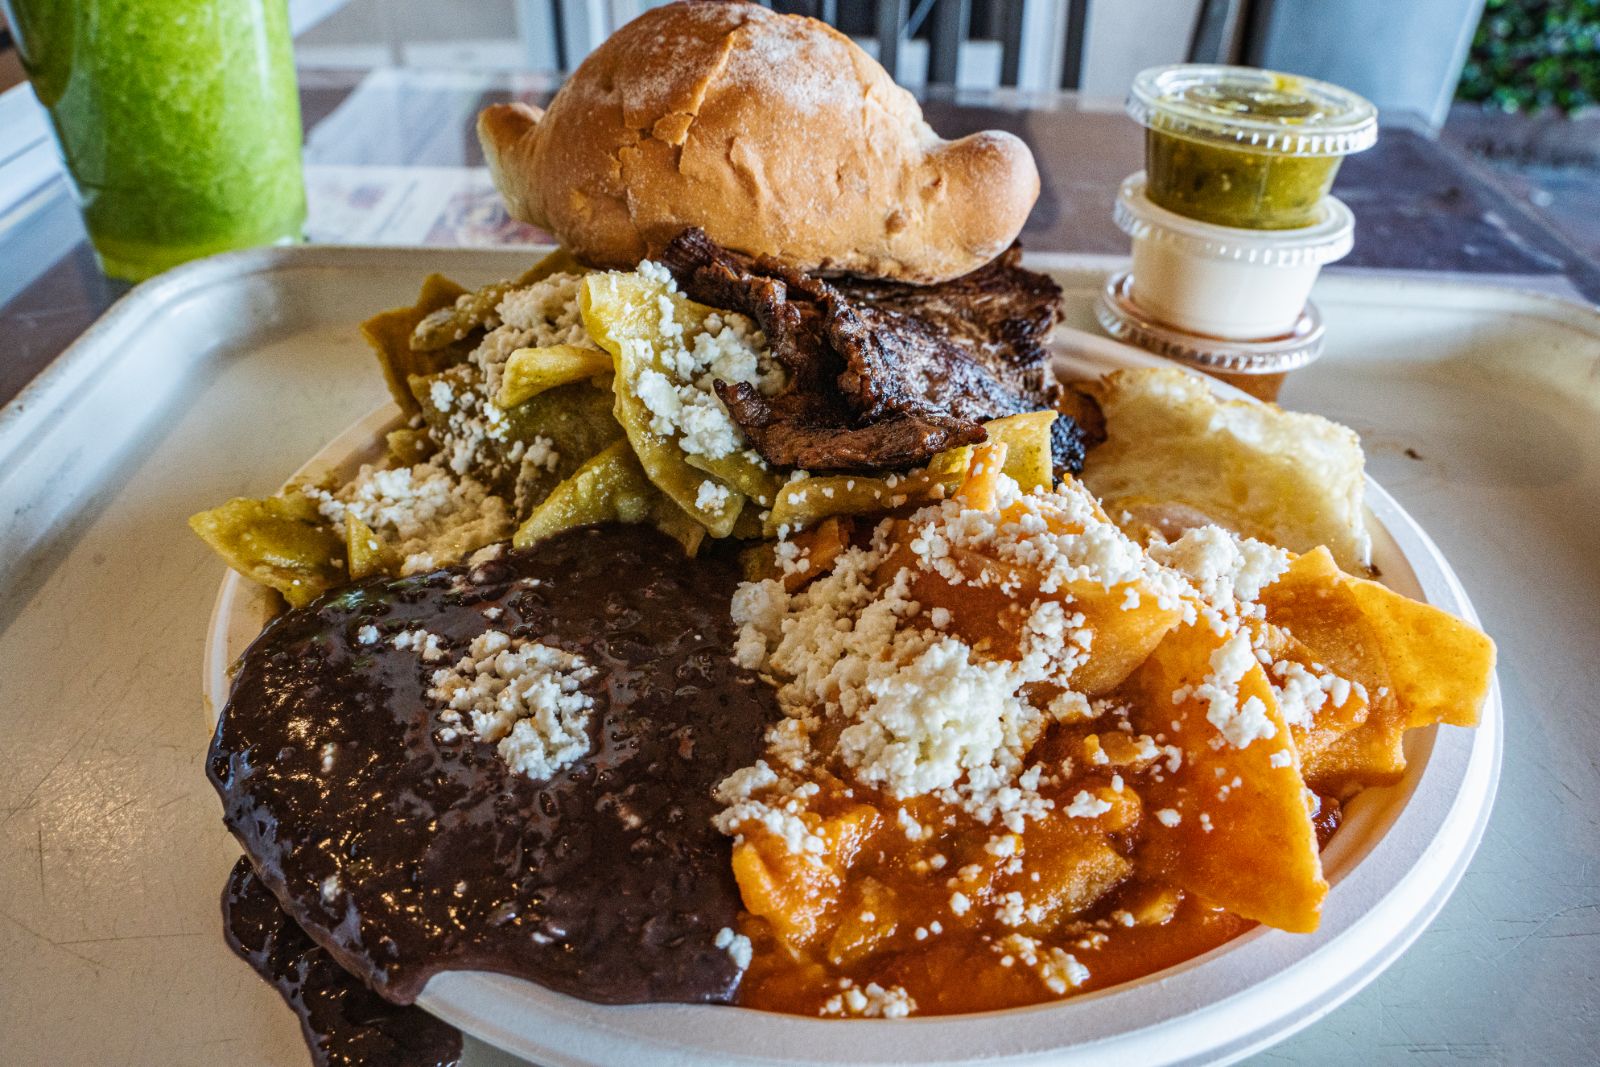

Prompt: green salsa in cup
[
  {"left": 1127, "top": 65, "right": 1377, "bottom": 230},
  {"left": 3, "top": 0, "right": 306, "bottom": 280}
]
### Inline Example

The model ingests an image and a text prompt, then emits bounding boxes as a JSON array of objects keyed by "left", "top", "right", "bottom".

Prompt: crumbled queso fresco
[
  {"left": 424, "top": 630, "right": 596, "bottom": 781},
  {"left": 302, "top": 271, "right": 601, "bottom": 576},
  {"left": 305, "top": 459, "right": 512, "bottom": 576},
  {"left": 1172, "top": 631, "right": 1277, "bottom": 748},
  {"left": 994, "top": 933, "right": 1090, "bottom": 994},
  {"left": 714, "top": 471, "right": 1361, "bottom": 861},
  {"left": 429, "top": 271, "right": 596, "bottom": 482},
  {"left": 629, "top": 261, "right": 784, "bottom": 461},
  {"left": 820, "top": 978, "right": 917, "bottom": 1019},
  {"left": 714, "top": 925, "right": 754, "bottom": 969},
  {"left": 717, "top": 474, "right": 1180, "bottom": 842},
  {"left": 1147, "top": 524, "right": 1288, "bottom": 624},
  {"left": 300, "top": 265, "right": 784, "bottom": 579}
]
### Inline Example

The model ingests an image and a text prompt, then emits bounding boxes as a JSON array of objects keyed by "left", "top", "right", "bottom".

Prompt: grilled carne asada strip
[{"left": 660, "top": 229, "right": 1090, "bottom": 473}]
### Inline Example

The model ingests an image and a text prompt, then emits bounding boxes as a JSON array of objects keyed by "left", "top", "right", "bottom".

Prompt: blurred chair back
[
  {"left": 290, "top": 0, "right": 1221, "bottom": 96},
  {"left": 520, "top": 0, "right": 1081, "bottom": 93},
  {"left": 516, "top": 0, "right": 1245, "bottom": 98}
]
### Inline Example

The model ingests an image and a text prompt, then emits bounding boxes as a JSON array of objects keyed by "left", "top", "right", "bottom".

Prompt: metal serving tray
[{"left": 0, "top": 246, "right": 1595, "bottom": 1064}]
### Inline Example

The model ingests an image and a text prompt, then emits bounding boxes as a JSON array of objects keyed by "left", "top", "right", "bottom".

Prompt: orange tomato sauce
[
  {"left": 733, "top": 740, "right": 1342, "bottom": 1015},
  {"left": 729, "top": 457, "right": 1349, "bottom": 1017},
  {"left": 729, "top": 729, "right": 1274, "bottom": 1015}
]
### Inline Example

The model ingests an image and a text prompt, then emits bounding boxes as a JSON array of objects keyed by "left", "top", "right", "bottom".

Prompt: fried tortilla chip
[
  {"left": 513, "top": 439, "right": 705, "bottom": 556},
  {"left": 743, "top": 516, "right": 854, "bottom": 591},
  {"left": 728, "top": 803, "right": 882, "bottom": 950},
  {"left": 686, "top": 448, "right": 783, "bottom": 510},
  {"left": 1123, "top": 623, "right": 1327, "bottom": 933},
  {"left": 496, "top": 344, "right": 613, "bottom": 409},
  {"left": 407, "top": 367, "right": 623, "bottom": 511},
  {"left": 344, "top": 513, "right": 398, "bottom": 581},
  {"left": 983, "top": 410, "right": 1057, "bottom": 494},
  {"left": 1258, "top": 547, "right": 1495, "bottom": 791},
  {"left": 875, "top": 475, "right": 1187, "bottom": 697},
  {"left": 581, "top": 271, "right": 747, "bottom": 537},
  {"left": 384, "top": 426, "right": 435, "bottom": 466},
  {"left": 891, "top": 543, "right": 1185, "bottom": 698},
  {"left": 364, "top": 248, "right": 590, "bottom": 417},
  {"left": 410, "top": 247, "right": 586, "bottom": 352},
  {"left": 362, "top": 273, "right": 471, "bottom": 417},
  {"left": 765, "top": 446, "right": 972, "bottom": 537},
  {"left": 1344, "top": 572, "right": 1493, "bottom": 730},
  {"left": 1250, "top": 622, "right": 1384, "bottom": 793},
  {"left": 502, "top": 382, "right": 626, "bottom": 513},
  {"left": 1082, "top": 368, "right": 1371, "bottom": 573},
  {"left": 189, "top": 491, "right": 345, "bottom": 608}
]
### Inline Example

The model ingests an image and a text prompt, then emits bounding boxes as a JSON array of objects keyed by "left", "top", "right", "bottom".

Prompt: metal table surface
[{"left": 0, "top": 70, "right": 1596, "bottom": 1066}]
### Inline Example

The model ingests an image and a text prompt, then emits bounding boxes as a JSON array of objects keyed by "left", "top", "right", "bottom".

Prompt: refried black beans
[{"left": 209, "top": 524, "right": 781, "bottom": 1054}]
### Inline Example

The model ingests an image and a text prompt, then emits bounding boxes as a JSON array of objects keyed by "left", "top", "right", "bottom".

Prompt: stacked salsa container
[{"left": 1097, "top": 65, "right": 1378, "bottom": 400}]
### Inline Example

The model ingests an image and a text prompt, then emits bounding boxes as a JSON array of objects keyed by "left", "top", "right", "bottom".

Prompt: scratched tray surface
[{"left": 0, "top": 247, "right": 1592, "bottom": 1065}]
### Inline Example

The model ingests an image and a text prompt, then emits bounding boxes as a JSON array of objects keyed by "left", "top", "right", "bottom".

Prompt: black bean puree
[
  {"left": 224, "top": 857, "right": 463, "bottom": 1067},
  {"left": 209, "top": 525, "right": 780, "bottom": 1038}
]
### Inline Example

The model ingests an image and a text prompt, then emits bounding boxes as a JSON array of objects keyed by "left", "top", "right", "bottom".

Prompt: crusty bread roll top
[{"left": 478, "top": 0, "right": 1039, "bottom": 284}]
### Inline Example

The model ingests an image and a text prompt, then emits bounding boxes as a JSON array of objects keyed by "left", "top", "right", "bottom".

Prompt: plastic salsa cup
[
  {"left": 1095, "top": 269, "right": 1326, "bottom": 403},
  {"left": 1127, "top": 64, "right": 1377, "bottom": 231},
  {"left": 1112, "top": 172, "right": 1354, "bottom": 340}
]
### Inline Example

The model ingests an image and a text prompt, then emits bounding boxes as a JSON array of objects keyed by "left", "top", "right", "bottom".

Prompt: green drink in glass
[{"left": 3, "top": 0, "right": 306, "bottom": 281}]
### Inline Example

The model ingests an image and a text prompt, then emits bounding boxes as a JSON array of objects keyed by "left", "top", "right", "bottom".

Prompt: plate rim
[{"left": 200, "top": 323, "right": 1502, "bottom": 1067}]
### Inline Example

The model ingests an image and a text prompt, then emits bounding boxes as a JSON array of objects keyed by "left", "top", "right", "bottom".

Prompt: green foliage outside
[{"left": 1457, "top": 0, "right": 1600, "bottom": 113}]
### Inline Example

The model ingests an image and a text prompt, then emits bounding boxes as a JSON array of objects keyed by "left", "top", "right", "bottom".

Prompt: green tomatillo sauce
[
  {"left": 1143, "top": 78, "right": 1345, "bottom": 230},
  {"left": 1144, "top": 130, "right": 1341, "bottom": 230}
]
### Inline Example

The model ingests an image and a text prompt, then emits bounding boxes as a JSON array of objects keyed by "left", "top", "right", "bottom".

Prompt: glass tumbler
[{"left": 2, "top": 0, "right": 307, "bottom": 281}]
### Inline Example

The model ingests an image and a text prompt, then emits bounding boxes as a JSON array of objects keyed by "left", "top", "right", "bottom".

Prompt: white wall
[{"left": 1079, "top": 0, "right": 1203, "bottom": 103}]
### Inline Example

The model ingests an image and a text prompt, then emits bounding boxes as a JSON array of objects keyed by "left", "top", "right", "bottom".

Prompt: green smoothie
[{"left": 4, "top": 0, "right": 306, "bottom": 280}]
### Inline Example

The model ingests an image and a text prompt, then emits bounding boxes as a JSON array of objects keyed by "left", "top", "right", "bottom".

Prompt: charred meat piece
[
  {"left": 713, "top": 379, "right": 983, "bottom": 471},
  {"left": 664, "top": 229, "right": 985, "bottom": 469},
  {"left": 661, "top": 229, "right": 1089, "bottom": 473},
  {"left": 834, "top": 245, "right": 1065, "bottom": 406}
]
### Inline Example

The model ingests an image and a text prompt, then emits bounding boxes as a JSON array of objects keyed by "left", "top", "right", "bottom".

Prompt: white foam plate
[{"left": 203, "top": 328, "right": 1501, "bottom": 1067}]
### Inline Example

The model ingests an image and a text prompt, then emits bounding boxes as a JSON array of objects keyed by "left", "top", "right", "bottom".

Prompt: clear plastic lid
[
  {"left": 1127, "top": 64, "right": 1378, "bottom": 157},
  {"left": 1096, "top": 270, "right": 1325, "bottom": 374},
  {"left": 1114, "top": 173, "right": 1355, "bottom": 267}
]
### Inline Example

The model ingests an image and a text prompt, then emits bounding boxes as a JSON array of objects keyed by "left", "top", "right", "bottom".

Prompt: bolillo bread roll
[{"left": 478, "top": 0, "right": 1039, "bottom": 284}]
